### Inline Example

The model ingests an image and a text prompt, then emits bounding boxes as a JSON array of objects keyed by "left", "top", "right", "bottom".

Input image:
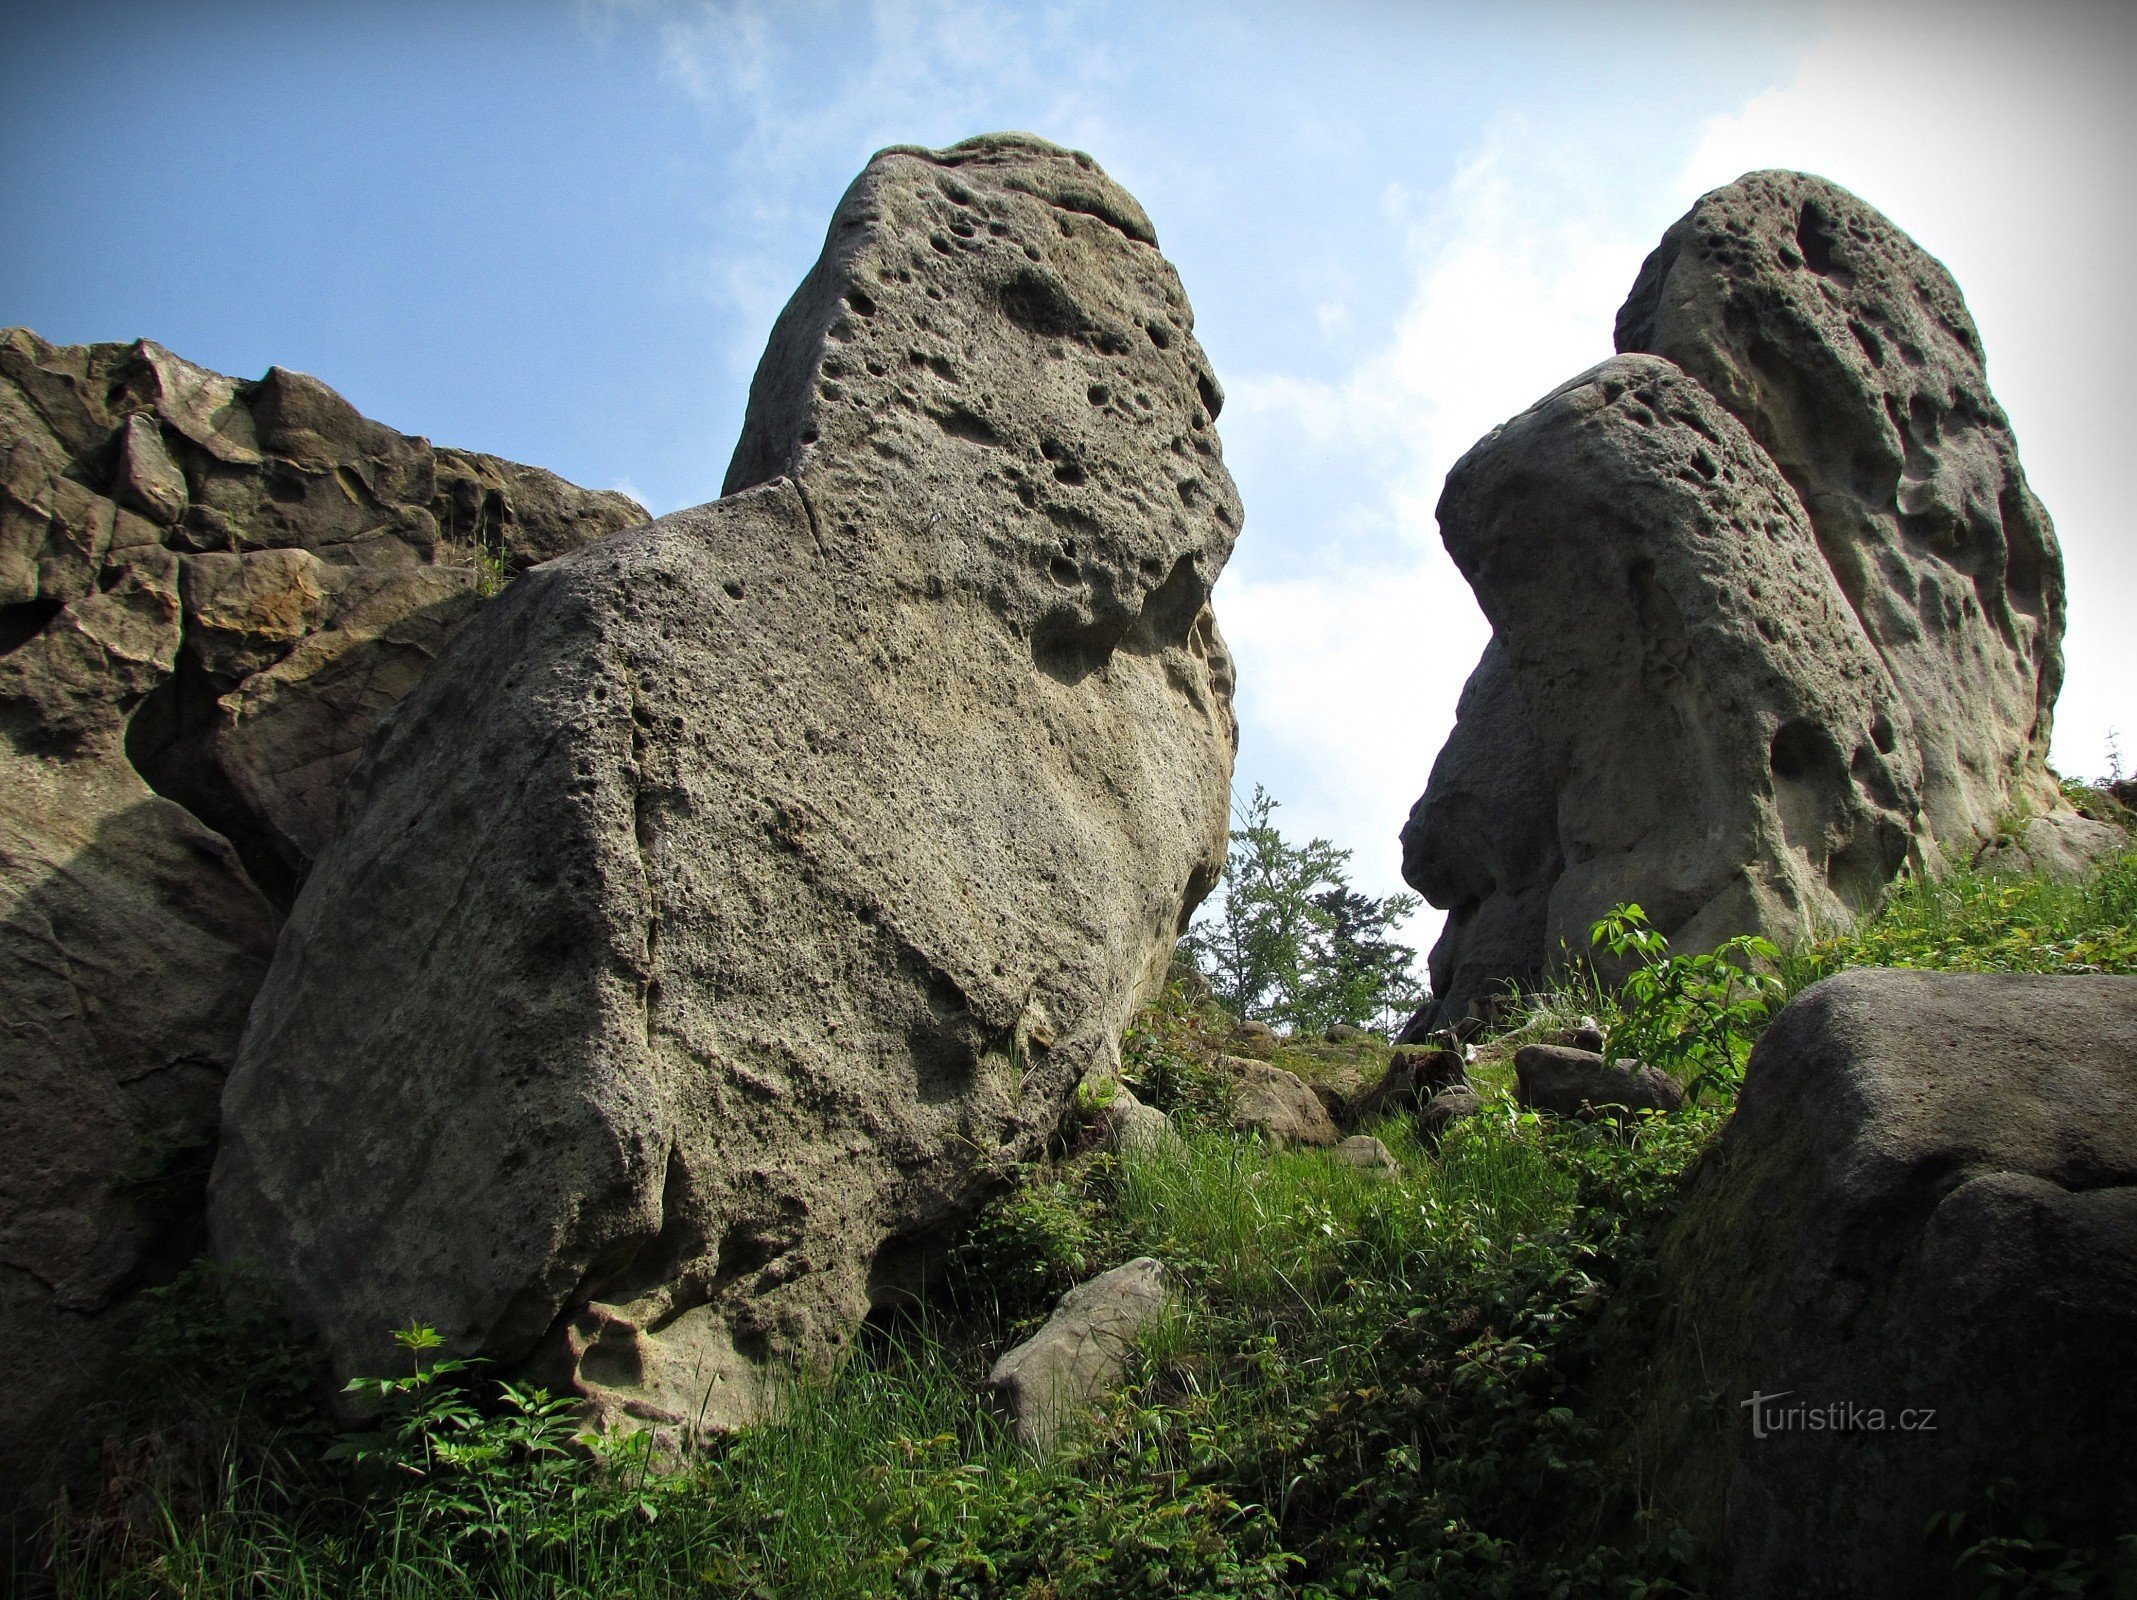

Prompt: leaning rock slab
[
  {"left": 1625, "top": 969, "right": 2137, "bottom": 1596},
  {"left": 984, "top": 1256, "right": 1171, "bottom": 1453},
  {"left": 210, "top": 135, "right": 1239, "bottom": 1438},
  {"left": 0, "top": 329, "right": 639, "bottom": 1508}
]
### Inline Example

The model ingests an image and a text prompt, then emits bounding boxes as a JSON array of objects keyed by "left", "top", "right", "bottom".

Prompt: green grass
[
  {"left": 29, "top": 853, "right": 2135, "bottom": 1599},
  {"left": 1788, "top": 851, "right": 2137, "bottom": 983}
]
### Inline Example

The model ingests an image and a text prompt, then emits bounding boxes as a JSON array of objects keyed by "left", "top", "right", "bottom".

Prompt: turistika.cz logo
[{"left": 1740, "top": 1391, "right": 1938, "bottom": 1439}]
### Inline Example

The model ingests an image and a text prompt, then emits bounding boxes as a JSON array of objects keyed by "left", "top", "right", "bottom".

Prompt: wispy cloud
[{"left": 1215, "top": 115, "right": 1667, "bottom": 940}]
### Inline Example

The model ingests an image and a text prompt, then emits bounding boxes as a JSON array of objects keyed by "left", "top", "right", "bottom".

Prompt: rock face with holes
[
  {"left": 1623, "top": 969, "right": 2137, "bottom": 1595},
  {"left": 0, "top": 329, "right": 644, "bottom": 1505},
  {"left": 209, "top": 134, "right": 1240, "bottom": 1444},
  {"left": 1403, "top": 172, "right": 2087, "bottom": 1030}
]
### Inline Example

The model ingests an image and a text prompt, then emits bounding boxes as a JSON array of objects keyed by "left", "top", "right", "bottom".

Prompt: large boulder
[
  {"left": 1616, "top": 172, "right": 2062, "bottom": 857},
  {"left": 0, "top": 331, "right": 643, "bottom": 1505},
  {"left": 208, "top": 134, "right": 1240, "bottom": 1441},
  {"left": 1404, "top": 173, "right": 2095, "bottom": 1028},
  {"left": 1436, "top": 354, "right": 1916, "bottom": 965},
  {"left": 1623, "top": 969, "right": 2137, "bottom": 1595}
]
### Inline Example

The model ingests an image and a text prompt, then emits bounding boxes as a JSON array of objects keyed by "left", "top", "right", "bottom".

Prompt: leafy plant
[
  {"left": 329, "top": 1321, "right": 655, "bottom": 1557},
  {"left": 1590, "top": 904, "right": 1784, "bottom": 1102}
]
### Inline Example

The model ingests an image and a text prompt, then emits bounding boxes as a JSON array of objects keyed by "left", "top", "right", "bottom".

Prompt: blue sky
[{"left": 6, "top": 0, "right": 2131, "bottom": 954}]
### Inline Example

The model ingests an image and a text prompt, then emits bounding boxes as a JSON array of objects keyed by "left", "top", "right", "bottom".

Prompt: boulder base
[{"left": 1623, "top": 969, "right": 2137, "bottom": 1595}]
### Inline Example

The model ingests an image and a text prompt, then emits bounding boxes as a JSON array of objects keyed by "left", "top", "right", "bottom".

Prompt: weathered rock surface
[
  {"left": 1624, "top": 969, "right": 2137, "bottom": 1595},
  {"left": 1105, "top": 1083, "right": 1184, "bottom": 1160},
  {"left": 984, "top": 1256, "right": 1171, "bottom": 1453},
  {"left": 1399, "top": 639, "right": 1561, "bottom": 1029},
  {"left": 1333, "top": 1134, "right": 1398, "bottom": 1177},
  {"left": 1224, "top": 1058, "right": 1340, "bottom": 1147},
  {"left": 1439, "top": 355, "right": 1917, "bottom": 964},
  {"left": 1617, "top": 171, "right": 2064, "bottom": 856},
  {"left": 209, "top": 135, "right": 1239, "bottom": 1439},
  {"left": 1418, "top": 1085, "right": 1482, "bottom": 1142},
  {"left": 1405, "top": 173, "right": 2083, "bottom": 1028},
  {"left": 1513, "top": 1044, "right": 1684, "bottom": 1120},
  {"left": 0, "top": 330, "right": 641, "bottom": 1505},
  {"left": 1974, "top": 811, "right": 2130, "bottom": 883}
]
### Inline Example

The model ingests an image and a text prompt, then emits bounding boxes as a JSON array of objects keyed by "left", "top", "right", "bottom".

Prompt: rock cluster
[
  {"left": 207, "top": 134, "right": 1240, "bottom": 1446},
  {"left": 1404, "top": 172, "right": 2111, "bottom": 1029},
  {"left": 1624, "top": 969, "right": 2137, "bottom": 1594},
  {"left": 0, "top": 330, "right": 643, "bottom": 1501}
]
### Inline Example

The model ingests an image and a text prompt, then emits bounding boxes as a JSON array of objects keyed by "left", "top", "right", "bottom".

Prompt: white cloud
[{"left": 1216, "top": 116, "right": 1669, "bottom": 953}]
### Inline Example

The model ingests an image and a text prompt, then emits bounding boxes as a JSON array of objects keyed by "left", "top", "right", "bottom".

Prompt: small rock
[
  {"left": 1221, "top": 1056, "right": 1339, "bottom": 1147},
  {"left": 1324, "top": 1022, "right": 1375, "bottom": 1044},
  {"left": 1569, "top": 1015, "right": 1605, "bottom": 1052},
  {"left": 984, "top": 1257, "right": 1171, "bottom": 1453},
  {"left": 1514, "top": 1044, "right": 1684, "bottom": 1119},
  {"left": 1106, "top": 1084, "right": 1184, "bottom": 1160},
  {"left": 1420, "top": 1085, "right": 1484, "bottom": 1142},
  {"left": 1234, "top": 1018, "right": 1278, "bottom": 1043},
  {"left": 1334, "top": 1134, "right": 1399, "bottom": 1177}
]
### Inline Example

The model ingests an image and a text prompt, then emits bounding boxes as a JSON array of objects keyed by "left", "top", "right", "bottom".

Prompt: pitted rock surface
[
  {"left": 1404, "top": 172, "right": 2083, "bottom": 1029},
  {"left": 208, "top": 134, "right": 1239, "bottom": 1440},
  {"left": 1616, "top": 171, "right": 2062, "bottom": 856},
  {"left": 0, "top": 330, "right": 643, "bottom": 1502},
  {"left": 1436, "top": 355, "right": 1915, "bottom": 969}
]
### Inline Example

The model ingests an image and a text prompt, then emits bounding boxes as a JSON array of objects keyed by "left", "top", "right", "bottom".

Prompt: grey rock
[
  {"left": 208, "top": 134, "right": 1238, "bottom": 1441},
  {"left": 1419, "top": 1085, "right": 1484, "bottom": 1142},
  {"left": 1405, "top": 172, "right": 2086, "bottom": 1027},
  {"left": 1323, "top": 1022, "right": 1374, "bottom": 1044},
  {"left": 1400, "top": 639, "right": 1561, "bottom": 1027},
  {"left": 1223, "top": 1057, "right": 1340, "bottom": 1147},
  {"left": 1233, "top": 1018, "right": 1277, "bottom": 1043},
  {"left": 0, "top": 327, "right": 642, "bottom": 1509},
  {"left": 1437, "top": 355, "right": 1916, "bottom": 973},
  {"left": 1974, "top": 811, "right": 2129, "bottom": 883},
  {"left": 1513, "top": 1044, "right": 1684, "bottom": 1119},
  {"left": 1618, "top": 172, "right": 2065, "bottom": 860},
  {"left": 1106, "top": 1084, "right": 1184, "bottom": 1160},
  {"left": 1333, "top": 1134, "right": 1399, "bottom": 1177},
  {"left": 1626, "top": 969, "right": 2137, "bottom": 1595},
  {"left": 984, "top": 1256, "right": 1170, "bottom": 1453}
]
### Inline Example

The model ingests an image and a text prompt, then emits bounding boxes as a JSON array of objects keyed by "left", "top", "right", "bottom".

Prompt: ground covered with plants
[{"left": 20, "top": 845, "right": 2137, "bottom": 1600}]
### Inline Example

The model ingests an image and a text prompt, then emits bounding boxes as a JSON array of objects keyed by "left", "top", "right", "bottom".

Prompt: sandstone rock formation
[
  {"left": 209, "top": 134, "right": 1240, "bottom": 1442},
  {"left": 1622, "top": 969, "right": 2137, "bottom": 1594},
  {"left": 1403, "top": 173, "right": 2106, "bottom": 1029},
  {"left": 0, "top": 330, "right": 644, "bottom": 1503}
]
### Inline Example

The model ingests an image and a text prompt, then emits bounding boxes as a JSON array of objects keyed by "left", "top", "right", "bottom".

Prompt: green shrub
[
  {"left": 1790, "top": 853, "right": 2137, "bottom": 984},
  {"left": 1589, "top": 904, "right": 1784, "bottom": 1102}
]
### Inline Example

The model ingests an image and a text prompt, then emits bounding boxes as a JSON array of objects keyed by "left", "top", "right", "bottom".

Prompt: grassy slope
[{"left": 28, "top": 853, "right": 2137, "bottom": 1599}]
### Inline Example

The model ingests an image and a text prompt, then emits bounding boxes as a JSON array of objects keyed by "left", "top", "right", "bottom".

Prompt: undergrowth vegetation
[{"left": 22, "top": 853, "right": 2135, "bottom": 1598}]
